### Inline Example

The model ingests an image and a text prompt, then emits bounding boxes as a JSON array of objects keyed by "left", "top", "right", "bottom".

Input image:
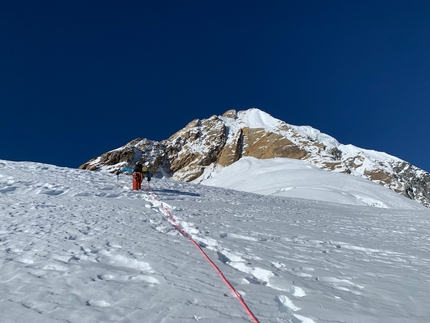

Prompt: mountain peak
[
  {"left": 221, "top": 108, "right": 284, "bottom": 131},
  {"left": 80, "top": 109, "right": 430, "bottom": 208},
  {"left": 237, "top": 108, "right": 281, "bottom": 128}
]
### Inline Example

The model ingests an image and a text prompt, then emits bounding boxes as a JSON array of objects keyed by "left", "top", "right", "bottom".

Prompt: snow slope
[
  {"left": 1, "top": 159, "right": 430, "bottom": 323},
  {"left": 201, "top": 157, "right": 423, "bottom": 210}
]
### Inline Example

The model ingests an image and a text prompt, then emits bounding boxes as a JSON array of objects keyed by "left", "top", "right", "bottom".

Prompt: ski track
[{"left": 0, "top": 161, "right": 430, "bottom": 322}]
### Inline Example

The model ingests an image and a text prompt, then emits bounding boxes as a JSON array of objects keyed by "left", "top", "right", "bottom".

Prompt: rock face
[{"left": 79, "top": 108, "right": 430, "bottom": 208}]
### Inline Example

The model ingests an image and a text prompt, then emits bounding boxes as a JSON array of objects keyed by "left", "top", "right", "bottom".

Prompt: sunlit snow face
[{"left": 201, "top": 156, "right": 422, "bottom": 210}]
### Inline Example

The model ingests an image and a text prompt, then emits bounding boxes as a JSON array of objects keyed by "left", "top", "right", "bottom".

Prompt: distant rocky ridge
[{"left": 79, "top": 108, "right": 430, "bottom": 208}]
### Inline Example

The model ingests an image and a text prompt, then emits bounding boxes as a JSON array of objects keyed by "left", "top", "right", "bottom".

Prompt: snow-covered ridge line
[
  {"left": 232, "top": 108, "right": 341, "bottom": 150},
  {"left": 289, "top": 124, "right": 340, "bottom": 150},
  {"left": 231, "top": 108, "right": 402, "bottom": 163}
]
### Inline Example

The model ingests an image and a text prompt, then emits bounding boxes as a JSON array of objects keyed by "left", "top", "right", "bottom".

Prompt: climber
[
  {"left": 132, "top": 162, "right": 144, "bottom": 190},
  {"left": 116, "top": 162, "right": 151, "bottom": 190},
  {"left": 143, "top": 165, "right": 152, "bottom": 183}
]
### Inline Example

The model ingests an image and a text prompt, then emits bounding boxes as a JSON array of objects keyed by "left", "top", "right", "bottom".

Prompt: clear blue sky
[{"left": 1, "top": 1, "right": 429, "bottom": 172}]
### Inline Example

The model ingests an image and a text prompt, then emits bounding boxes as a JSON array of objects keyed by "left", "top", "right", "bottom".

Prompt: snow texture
[{"left": 1, "top": 158, "right": 429, "bottom": 323}]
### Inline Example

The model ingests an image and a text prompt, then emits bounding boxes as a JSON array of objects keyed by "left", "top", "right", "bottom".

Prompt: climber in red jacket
[{"left": 132, "top": 162, "right": 144, "bottom": 190}]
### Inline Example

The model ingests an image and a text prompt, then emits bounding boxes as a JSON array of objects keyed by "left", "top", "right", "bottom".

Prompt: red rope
[{"left": 144, "top": 183, "right": 260, "bottom": 323}]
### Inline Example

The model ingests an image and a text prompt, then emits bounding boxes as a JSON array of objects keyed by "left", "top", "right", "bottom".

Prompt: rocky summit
[{"left": 80, "top": 108, "right": 430, "bottom": 208}]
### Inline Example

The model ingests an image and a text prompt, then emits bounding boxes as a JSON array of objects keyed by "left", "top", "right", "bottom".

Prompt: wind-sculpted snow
[
  {"left": 1, "top": 159, "right": 430, "bottom": 322},
  {"left": 202, "top": 157, "right": 423, "bottom": 210}
]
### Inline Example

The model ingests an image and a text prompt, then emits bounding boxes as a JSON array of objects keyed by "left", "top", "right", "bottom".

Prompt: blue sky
[{"left": 1, "top": 1, "right": 429, "bottom": 172}]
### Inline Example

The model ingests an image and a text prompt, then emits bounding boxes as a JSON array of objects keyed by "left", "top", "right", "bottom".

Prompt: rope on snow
[{"left": 143, "top": 182, "right": 261, "bottom": 323}]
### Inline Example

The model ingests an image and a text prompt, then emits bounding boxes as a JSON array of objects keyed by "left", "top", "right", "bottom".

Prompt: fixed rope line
[{"left": 144, "top": 183, "right": 261, "bottom": 323}]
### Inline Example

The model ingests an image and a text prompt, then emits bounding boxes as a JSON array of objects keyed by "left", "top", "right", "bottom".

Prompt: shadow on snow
[{"left": 151, "top": 189, "right": 200, "bottom": 197}]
